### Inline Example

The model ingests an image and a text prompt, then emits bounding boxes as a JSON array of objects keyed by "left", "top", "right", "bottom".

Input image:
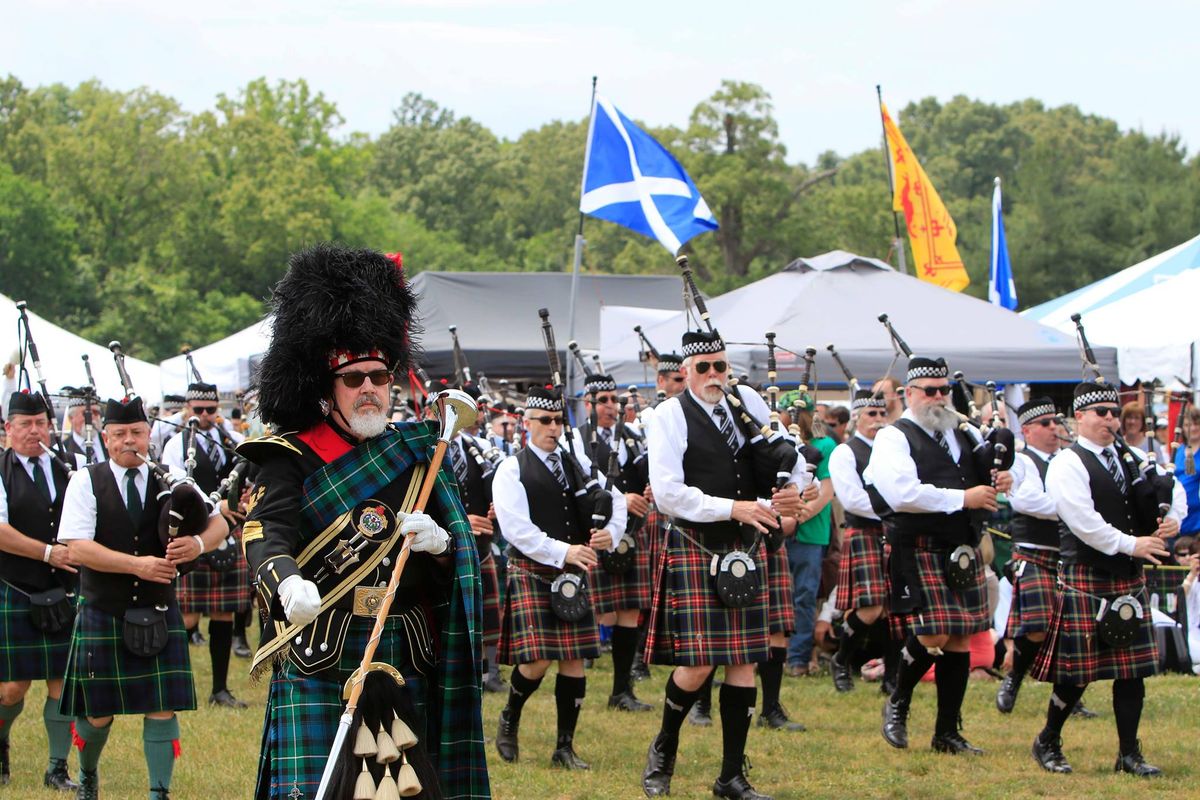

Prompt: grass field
[{"left": 6, "top": 640, "right": 1198, "bottom": 799}]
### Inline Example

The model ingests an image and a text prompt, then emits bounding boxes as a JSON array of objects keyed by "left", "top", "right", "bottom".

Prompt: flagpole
[
  {"left": 565, "top": 76, "right": 598, "bottom": 421},
  {"left": 876, "top": 85, "right": 908, "bottom": 275}
]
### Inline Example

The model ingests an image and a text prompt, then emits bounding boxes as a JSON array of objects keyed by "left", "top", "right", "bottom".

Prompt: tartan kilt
[
  {"left": 480, "top": 552, "right": 502, "bottom": 647},
  {"left": 497, "top": 551, "right": 599, "bottom": 664},
  {"left": 60, "top": 600, "right": 195, "bottom": 718},
  {"left": 177, "top": 553, "right": 251, "bottom": 614},
  {"left": 835, "top": 524, "right": 887, "bottom": 611},
  {"left": 645, "top": 526, "right": 769, "bottom": 666},
  {"left": 766, "top": 543, "right": 794, "bottom": 635},
  {"left": 1031, "top": 564, "right": 1158, "bottom": 685},
  {"left": 902, "top": 536, "right": 990, "bottom": 637},
  {"left": 590, "top": 520, "right": 653, "bottom": 614},
  {"left": 882, "top": 537, "right": 908, "bottom": 641},
  {"left": 1005, "top": 547, "right": 1059, "bottom": 638},
  {"left": 0, "top": 582, "right": 73, "bottom": 681},
  {"left": 256, "top": 617, "right": 429, "bottom": 800}
]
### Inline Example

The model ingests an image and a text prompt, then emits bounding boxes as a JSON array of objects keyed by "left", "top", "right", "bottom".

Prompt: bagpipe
[
  {"left": 1073, "top": 314, "right": 1175, "bottom": 535},
  {"left": 14, "top": 301, "right": 77, "bottom": 474},
  {"left": 448, "top": 325, "right": 506, "bottom": 476},
  {"left": 826, "top": 342, "right": 860, "bottom": 408}
]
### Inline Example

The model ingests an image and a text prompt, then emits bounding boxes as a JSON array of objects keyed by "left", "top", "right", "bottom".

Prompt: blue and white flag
[
  {"left": 580, "top": 95, "right": 718, "bottom": 254},
  {"left": 988, "top": 177, "right": 1017, "bottom": 310}
]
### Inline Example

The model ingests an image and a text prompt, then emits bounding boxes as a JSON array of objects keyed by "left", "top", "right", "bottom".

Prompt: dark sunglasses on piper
[
  {"left": 693, "top": 360, "right": 728, "bottom": 375},
  {"left": 335, "top": 369, "right": 393, "bottom": 388},
  {"left": 1089, "top": 406, "right": 1120, "bottom": 418},
  {"left": 913, "top": 385, "right": 952, "bottom": 397}
]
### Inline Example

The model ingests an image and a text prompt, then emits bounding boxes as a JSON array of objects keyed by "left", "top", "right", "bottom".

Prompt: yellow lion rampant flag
[{"left": 881, "top": 103, "right": 969, "bottom": 292}]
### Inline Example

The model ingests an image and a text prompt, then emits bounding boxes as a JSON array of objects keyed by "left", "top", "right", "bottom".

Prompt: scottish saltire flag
[
  {"left": 989, "top": 178, "right": 1017, "bottom": 310},
  {"left": 580, "top": 95, "right": 718, "bottom": 254}
]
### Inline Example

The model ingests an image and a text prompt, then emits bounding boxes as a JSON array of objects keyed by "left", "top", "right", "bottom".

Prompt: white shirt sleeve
[
  {"left": 828, "top": 442, "right": 877, "bottom": 520},
  {"left": 491, "top": 456, "right": 570, "bottom": 568},
  {"left": 160, "top": 433, "right": 185, "bottom": 472},
  {"left": 57, "top": 468, "right": 99, "bottom": 542},
  {"left": 863, "top": 424, "right": 965, "bottom": 514},
  {"left": 1045, "top": 448, "right": 1136, "bottom": 556},
  {"left": 1008, "top": 452, "right": 1058, "bottom": 519},
  {"left": 647, "top": 397, "right": 736, "bottom": 523},
  {"left": 0, "top": 471, "right": 8, "bottom": 525}
]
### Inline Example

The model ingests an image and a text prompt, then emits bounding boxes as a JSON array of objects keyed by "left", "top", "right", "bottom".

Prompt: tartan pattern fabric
[
  {"left": 177, "top": 554, "right": 251, "bottom": 614},
  {"left": 905, "top": 536, "right": 990, "bottom": 637},
  {"left": 882, "top": 538, "right": 909, "bottom": 641},
  {"left": 645, "top": 526, "right": 769, "bottom": 666},
  {"left": 59, "top": 601, "right": 195, "bottom": 717},
  {"left": 479, "top": 552, "right": 501, "bottom": 647},
  {"left": 835, "top": 524, "right": 888, "bottom": 611},
  {"left": 256, "top": 617, "right": 431, "bottom": 800},
  {"left": 0, "top": 581, "right": 73, "bottom": 680},
  {"left": 643, "top": 508, "right": 668, "bottom": 580},
  {"left": 497, "top": 552, "right": 599, "bottom": 663},
  {"left": 766, "top": 542, "right": 794, "bottom": 635},
  {"left": 1005, "top": 547, "right": 1059, "bottom": 638},
  {"left": 1031, "top": 563, "right": 1159, "bottom": 685},
  {"left": 590, "top": 522, "right": 653, "bottom": 613}
]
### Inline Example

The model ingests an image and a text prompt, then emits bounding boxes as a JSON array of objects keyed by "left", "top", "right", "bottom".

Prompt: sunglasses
[
  {"left": 529, "top": 415, "right": 564, "bottom": 426},
  {"left": 593, "top": 394, "right": 618, "bottom": 404},
  {"left": 1089, "top": 406, "right": 1121, "bottom": 418},
  {"left": 335, "top": 369, "right": 393, "bottom": 388},
  {"left": 193, "top": 406, "right": 218, "bottom": 415},
  {"left": 694, "top": 360, "right": 728, "bottom": 375},
  {"left": 861, "top": 409, "right": 884, "bottom": 418},
  {"left": 1032, "top": 418, "right": 1056, "bottom": 428},
  {"left": 912, "top": 385, "right": 952, "bottom": 397}
]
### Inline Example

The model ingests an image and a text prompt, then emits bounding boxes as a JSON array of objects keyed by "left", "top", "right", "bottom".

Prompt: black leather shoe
[
  {"left": 0, "top": 739, "right": 8, "bottom": 785},
  {"left": 1115, "top": 742, "right": 1162, "bottom": 777},
  {"left": 209, "top": 689, "right": 248, "bottom": 709},
  {"left": 688, "top": 702, "right": 712, "bottom": 727},
  {"left": 151, "top": 785, "right": 171, "bottom": 799},
  {"left": 1071, "top": 701, "right": 1098, "bottom": 719},
  {"left": 482, "top": 671, "right": 508, "bottom": 694},
  {"left": 712, "top": 760, "right": 773, "bottom": 800},
  {"left": 642, "top": 733, "right": 677, "bottom": 797},
  {"left": 1032, "top": 735, "right": 1072, "bottom": 774},
  {"left": 76, "top": 768, "right": 99, "bottom": 800},
  {"left": 830, "top": 654, "right": 854, "bottom": 693},
  {"left": 495, "top": 708, "right": 519, "bottom": 763},
  {"left": 550, "top": 736, "right": 590, "bottom": 770},
  {"left": 188, "top": 629, "right": 206, "bottom": 646},
  {"left": 881, "top": 697, "right": 909, "bottom": 749},
  {"left": 44, "top": 758, "right": 79, "bottom": 792},
  {"left": 231, "top": 635, "right": 252, "bottom": 658},
  {"left": 609, "top": 690, "right": 653, "bottom": 712},
  {"left": 931, "top": 731, "right": 984, "bottom": 755},
  {"left": 881, "top": 672, "right": 897, "bottom": 697},
  {"left": 756, "top": 704, "right": 805, "bottom": 732},
  {"left": 996, "top": 673, "right": 1020, "bottom": 714},
  {"left": 630, "top": 659, "right": 651, "bottom": 682}
]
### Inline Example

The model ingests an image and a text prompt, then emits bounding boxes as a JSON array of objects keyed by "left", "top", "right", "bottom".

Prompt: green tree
[{"left": 0, "top": 162, "right": 78, "bottom": 314}]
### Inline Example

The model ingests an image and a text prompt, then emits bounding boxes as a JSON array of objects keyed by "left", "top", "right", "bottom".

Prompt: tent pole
[{"left": 565, "top": 77, "right": 598, "bottom": 425}]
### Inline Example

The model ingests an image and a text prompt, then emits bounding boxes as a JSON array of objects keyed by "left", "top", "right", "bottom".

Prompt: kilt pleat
[
  {"left": 256, "top": 618, "right": 429, "bottom": 800},
  {"left": 0, "top": 582, "right": 73, "bottom": 681},
  {"left": 766, "top": 544, "right": 794, "bottom": 635},
  {"left": 1031, "top": 564, "right": 1158, "bottom": 685},
  {"left": 645, "top": 526, "right": 769, "bottom": 666},
  {"left": 480, "top": 553, "right": 502, "bottom": 647},
  {"left": 1006, "top": 547, "right": 1059, "bottom": 638},
  {"left": 177, "top": 550, "right": 251, "bottom": 614},
  {"left": 835, "top": 525, "right": 887, "bottom": 611},
  {"left": 903, "top": 536, "right": 990, "bottom": 637},
  {"left": 497, "top": 552, "right": 599, "bottom": 664},
  {"left": 590, "top": 522, "right": 653, "bottom": 614},
  {"left": 59, "top": 601, "right": 195, "bottom": 718}
]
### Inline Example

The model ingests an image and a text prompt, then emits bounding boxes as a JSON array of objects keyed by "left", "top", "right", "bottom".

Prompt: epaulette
[{"left": 236, "top": 432, "right": 302, "bottom": 463}]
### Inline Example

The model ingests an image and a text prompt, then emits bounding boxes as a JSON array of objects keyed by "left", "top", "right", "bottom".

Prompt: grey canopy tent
[{"left": 603, "top": 251, "right": 1116, "bottom": 387}]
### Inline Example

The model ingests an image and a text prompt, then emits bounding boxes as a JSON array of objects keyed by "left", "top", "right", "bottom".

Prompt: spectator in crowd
[
  {"left": 871, "top": 377, "right": 904, "bottom": 423},
  {"left": 823, "top": 405, "right": 850, "bottom": 444},
  {"left": 1121, "top": 402, "right": 1165, "bottom": 460},
  {"left": 1174, "top": 407, "right": 1200, "bottom": 538},
  {"left": 1181, "top": 538, "right": 1200, "bottom": 674}
]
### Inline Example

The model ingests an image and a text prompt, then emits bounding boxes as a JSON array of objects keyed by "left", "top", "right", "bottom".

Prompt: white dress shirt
[
  {"left": 864, "top": 409, "right": 965, "bottom": 514},
  {"left": 1045, "top": 435, "right": 1185, "bottom": 557},
  {"left": 647, "top": 386, "right": 812, "bottom": 524},
  {"left": 492, "top": 441, "right": 626, "bottom": 569},
  {"left": 160, "top": 424, "right": 244, "bottom": 474},
  {"left": 0, "top": 450, "right": 62, "bottom": 524},
  {"left": 828, "top": 433, "right": 879, "bottom": 521},
  {"left": 1009, "top": 448, "right": 1059, "bottom": 520},
  {"left": 58, "top": 459, "right": 216, "bottom": 542},
  {"left": 567, "top": 423, "right": 631, "bottom": 471}
]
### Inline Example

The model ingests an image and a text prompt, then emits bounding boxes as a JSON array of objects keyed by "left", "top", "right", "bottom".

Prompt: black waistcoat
[
  {"left": 678, "top": 391, "right": 757, "bottom": 542},
  {"left": 65, "top": 432, "right": 108, "bottom": 462},
  {"left": 889, "top": 419, "right": 984, "bottom": 545},
  {"left": 577, "top": 422, "right": 647, "bottom": 495},
  {"left": 515, "top": 448, "right": 592, "bottom": 548},
  {"left": 1010, "top": 451, "right": 1061, "bottom": 548},
  {"left": 1059, "top": 444, "right": 1139, "bottom": 578},
  {"left": 81, "top": 463, "right": 173, "bottom": 616},
  {"left": 186, "top": 432, "right": 234, "bottom": 496},
  {"left": 0, "top": 450, "right": 72, "bottom": 591},
  {"left": 843, "top": 436, "right": 880, "bottom": 529}
]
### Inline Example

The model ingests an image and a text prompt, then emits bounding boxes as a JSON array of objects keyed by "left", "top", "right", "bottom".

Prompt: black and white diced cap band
[
  {"left": 584, "top": 375, "right": 618, "bottom": 392},
  {"left": 525, "top": 394, "right": 563, "bottom": 411},
  {"left": 851, "top": 394, "right": 887, "bottom": 411},
  {"left": 905, "top": 356, "right": 948, "bottom": 383},
  {"left": 681, "top": 337, "right": 725, "bottom": 357},
  {"left": 1073, "top": 388, "right": 1118, "bottom": 412},
  {"left": 1018, "top": 403, "right": 1057, "bottom": 425}
]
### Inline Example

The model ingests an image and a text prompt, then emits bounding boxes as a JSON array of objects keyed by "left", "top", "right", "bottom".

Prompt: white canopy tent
[
  {"left": 159, "top": 318, "right": 272, "bottom": 395},
  {"left": 1, "top": 292, "right": 161, "bottom": 406}
]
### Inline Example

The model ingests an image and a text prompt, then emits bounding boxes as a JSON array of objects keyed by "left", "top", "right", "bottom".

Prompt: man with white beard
[{"left": 865, "top": 356, "right": 1012, "bottom": 756}]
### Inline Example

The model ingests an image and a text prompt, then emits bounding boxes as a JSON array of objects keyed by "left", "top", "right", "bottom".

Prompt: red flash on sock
[
  {"left": 173, "top": 739, "right": 181, "bottom": 759},
  {"left": 72, "top": 723, "right": 85, "bottom": 752}
]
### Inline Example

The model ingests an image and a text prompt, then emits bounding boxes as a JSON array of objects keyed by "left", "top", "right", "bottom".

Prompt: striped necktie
[
  {"left": 934, "top": 429, "right": 953, "bottom": 458},
  {"left": 713, "top": 405, "right": 739, "bottom": 453},
  {"left": 599, "top": 427, "right": 613, "bottom": 447},
  {"left": 451, "top": 440, "right": 469, "bottom": 484},
  {"left": 1102, "top": 447, "right": 1127, "bottom": 491},
  {"left": 546, "top": 452, "right": 570, "bottom": 490}
]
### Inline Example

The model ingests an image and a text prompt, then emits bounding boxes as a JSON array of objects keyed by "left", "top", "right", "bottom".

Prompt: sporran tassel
[
  {"left": 396, "top": 753, "right": 422, "bottom": 798},
  {"left": 373, "top": 763, "right": 401, "bottom": 800},
  {"left": 353, "top": 759, "right": 376, "bottom": 800}
]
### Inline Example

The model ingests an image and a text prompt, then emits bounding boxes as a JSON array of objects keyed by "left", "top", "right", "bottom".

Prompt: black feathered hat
[
  {"left": 7, "top": 390, "right": 48, "bottom": 418},
  {"left": 255, "top": 244, "right": 419, "bottom": 432}
]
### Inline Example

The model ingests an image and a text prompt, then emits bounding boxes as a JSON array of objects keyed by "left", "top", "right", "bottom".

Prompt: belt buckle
[{"left": 353, "top": 586, "right": 387, "bottom": 617}]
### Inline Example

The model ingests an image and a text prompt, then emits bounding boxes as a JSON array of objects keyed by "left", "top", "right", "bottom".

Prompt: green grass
[{"left": 6, "top": 640, "right": 1198, "bottom": 799}]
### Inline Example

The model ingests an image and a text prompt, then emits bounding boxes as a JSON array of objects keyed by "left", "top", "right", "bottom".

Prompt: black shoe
[
  {"left": 688, "top": 702, "right": 712, "bottom": 727},
  {"left": 208, "top": 689, "right": 248, "bottom": 709},
  {"left": 151, "top": 785, "right": 171, "bottom": 799},
  {"left": 931, "top": 731, "right": 984, "bottom": 755},
  {"left": 496, "top": 708, "right": 519, "bottom": 763},
  {"left": 0, "top": 739, "right": 8, "bottom": 785},
  {"left": 43, "top": 758, "right": 79, "bottom": 792},
  {"left": 756, "top": 704, "right": 805, "bottom": 732},
  {"left": 231, "top": 634, "right": 252, "bottom": 658},
  {"left": 483, "top": 671, "right": 508, "bottom": 694},
  {"left": 631, "top": 660, "right": 651, "bottom": 682},
  {"left": 881, "top": 670, "right": 897, "bottom": 697},
  {"left": 996, "top": 673, "right": 1021, "bottom": 714},
  {"left": 712, "top": 759, "right": 772, "bottom": 800},
  {"left": 831, "top": 653, "right": 854, "bottom": 693},
  {"left": 550, "top": 736, "right": 590, "bottom": 770},
  {"left": 1115, "top": 742, "right": 1162, "bottom": 777},
  {"left": 188, "top": 629, "right": 206, "bottom": 646},
  {"left": 76, "top": 769, "right": 99, "bottom": 800},
  {"left": 1032, "top": 735, "right": 1072, "bottom": 774},
  {"left": 642, "top": 733, "right": 677, "bottom": 797},
  {"left": 609, "top": 689, "right": 653, "bottom": 712},
  {"left": 1071, "top": 701, "right": 1098, "bottom": 719},
  {"left": 881, "top": 697, "right": 909, "bottom": 749}
]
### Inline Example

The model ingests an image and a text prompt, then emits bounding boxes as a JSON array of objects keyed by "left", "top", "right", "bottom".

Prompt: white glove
[
  {"left": 278, "top": 574, "right": 322, "bottom": 627},
  {"left": 400, "top": 512, "right": 451, "bottom": 555}
]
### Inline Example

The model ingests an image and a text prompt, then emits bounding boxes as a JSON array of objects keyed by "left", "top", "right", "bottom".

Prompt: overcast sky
[{"left": 5, "top": 0, "right": 1195, "bottom": 166}]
